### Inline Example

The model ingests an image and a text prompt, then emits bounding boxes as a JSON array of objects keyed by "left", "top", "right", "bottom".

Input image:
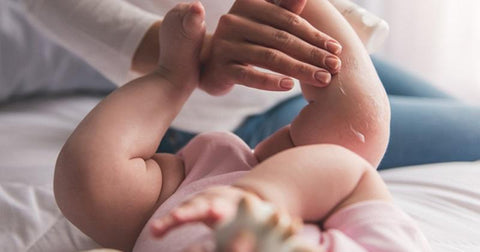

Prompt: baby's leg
[{"left": 255, "top": 0, "right": 390, "bottom": 167}]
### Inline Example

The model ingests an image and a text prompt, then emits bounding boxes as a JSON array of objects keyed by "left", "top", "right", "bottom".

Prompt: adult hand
[{"left": 199, "top": 0, "right": 342, "bottom": 95}]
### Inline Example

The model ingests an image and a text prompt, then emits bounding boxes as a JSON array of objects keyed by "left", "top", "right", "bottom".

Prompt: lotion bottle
[{"left": 328, "top": 0, "right": 390, "bottom": 53}]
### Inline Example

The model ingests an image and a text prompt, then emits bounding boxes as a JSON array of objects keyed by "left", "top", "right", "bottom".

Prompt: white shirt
[{"left": 21, "top": 0, "right": 301, "bottom": 132}]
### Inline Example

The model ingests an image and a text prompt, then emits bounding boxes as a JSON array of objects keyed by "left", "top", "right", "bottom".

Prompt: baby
[{"left": 54, "top": 1, "right": 431, "bottom": 251}]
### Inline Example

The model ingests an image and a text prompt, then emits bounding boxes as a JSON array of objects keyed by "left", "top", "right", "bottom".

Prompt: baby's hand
[
  {"left": 177, "top": 193, "right": 321, "bottom": 252},
  {"left": 150, "top": 186, "right": 253, "bottom": 238},
  {"left": 151, "top": 185, "right": 321, "bottom": 252},
  {"left": 155, "top": 1, "right": 206, "bottom": 89}
]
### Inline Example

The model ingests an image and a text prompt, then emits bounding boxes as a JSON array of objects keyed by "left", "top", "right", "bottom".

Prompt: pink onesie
[{"left": 133, "top": 132, "right": 431, "bottom": 252}]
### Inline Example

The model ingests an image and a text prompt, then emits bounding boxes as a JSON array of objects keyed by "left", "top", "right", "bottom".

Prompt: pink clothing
[
  {"left": 298, "top": 201, "right": 432, "bottom": 252},
  {"left": 133, "top": 132, "right": 431, "bottom": 252},
  {"left": 133, "top": 132, "right": 256, "bottom": 252}
]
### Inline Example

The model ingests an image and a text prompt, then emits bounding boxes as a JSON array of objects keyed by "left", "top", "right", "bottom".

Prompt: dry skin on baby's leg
[{"left": 254, "top": 0, "right": 390, "bottom": 167}]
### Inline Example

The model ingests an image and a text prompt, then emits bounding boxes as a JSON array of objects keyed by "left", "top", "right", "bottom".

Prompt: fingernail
[
  {"left": 327, "top": 40, "right": 342, "bottom": 54},
  {"left": 280, "top": 78, "right": 294, "bottom": 90},
  {"left": 315, "top": 70, "right": 331, "bottom": 85},
  {"left": 325, "top": 56, "right": 341, "bottom": 71}
]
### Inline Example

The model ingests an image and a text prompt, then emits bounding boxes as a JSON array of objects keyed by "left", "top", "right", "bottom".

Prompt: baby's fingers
[
  {"left": 150, "top": 214, "right": 178, "bottom": 238},
  {"left": 172, "top": 198, "right": 221, "bottom": 223},
  {"left": 150, "top": 198, "right": 223, "bottom": 238}
]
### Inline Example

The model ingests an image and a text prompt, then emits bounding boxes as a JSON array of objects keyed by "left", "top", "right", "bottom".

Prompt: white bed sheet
[{"left": 0, "top": 95, "right": 479, "bottom": 252}]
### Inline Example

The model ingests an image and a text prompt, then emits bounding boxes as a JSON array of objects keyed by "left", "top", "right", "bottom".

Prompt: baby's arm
[
  {"left": 254, "top": 0, "right": 391, "bottom": 167},
  {"left": 53, "top": 3, "right": 205, "bottom": 251}
]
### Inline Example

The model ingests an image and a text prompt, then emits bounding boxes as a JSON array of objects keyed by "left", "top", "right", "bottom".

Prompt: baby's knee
[{"left": 289, "top": 96, "right": 390, "bottom": 167}]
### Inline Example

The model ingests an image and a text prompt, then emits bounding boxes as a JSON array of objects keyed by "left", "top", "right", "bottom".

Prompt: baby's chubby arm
[
  {"left": 54, "top": 3, "right": 206, "bottom": 250},
  {"left": 255, "top": 0, "right": 391, "bottom": 167}
]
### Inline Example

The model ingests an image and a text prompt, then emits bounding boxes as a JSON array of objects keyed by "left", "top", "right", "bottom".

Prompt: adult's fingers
[
  {"left": 219, "top": 14, "right": 341, "bottom": 74},
  {"left": 230, "top": 0, "right": 343, "bottom": 55},
  {"left": 221, "top": 40, "right": 332, "bottom": 87},
  {"left": 227, "top": 64, "right": 296, "bottom": 91}
]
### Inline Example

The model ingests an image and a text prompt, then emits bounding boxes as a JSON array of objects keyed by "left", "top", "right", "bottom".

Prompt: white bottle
[{"left": 328, "top": 0, "right": 390, "bottom": 53}]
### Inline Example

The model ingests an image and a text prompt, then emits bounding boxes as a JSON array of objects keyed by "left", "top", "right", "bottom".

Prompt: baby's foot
[
  {"left": 157, "top": 1, "right": 206, "bottom": 87},
  {"left": 215, "top": 196, "right": 322, "bottom": 252}
]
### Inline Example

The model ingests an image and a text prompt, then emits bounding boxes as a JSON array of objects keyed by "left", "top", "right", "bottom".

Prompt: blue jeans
[{"left": 158, "top": 57, "right": 480, "bottom": 170}]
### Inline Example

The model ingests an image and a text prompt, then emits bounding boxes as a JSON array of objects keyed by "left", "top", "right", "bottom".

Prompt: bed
[
  {"left": 0, "top": 94, "right": 479, "bottom": 252},
  {"left": 1, "top": 0, "right": 480, "bottom": 250}
]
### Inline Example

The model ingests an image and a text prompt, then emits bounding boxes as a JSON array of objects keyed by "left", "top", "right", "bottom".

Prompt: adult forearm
[{"left": 235, "top": 144, "right": 370, "bottom": 221}]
